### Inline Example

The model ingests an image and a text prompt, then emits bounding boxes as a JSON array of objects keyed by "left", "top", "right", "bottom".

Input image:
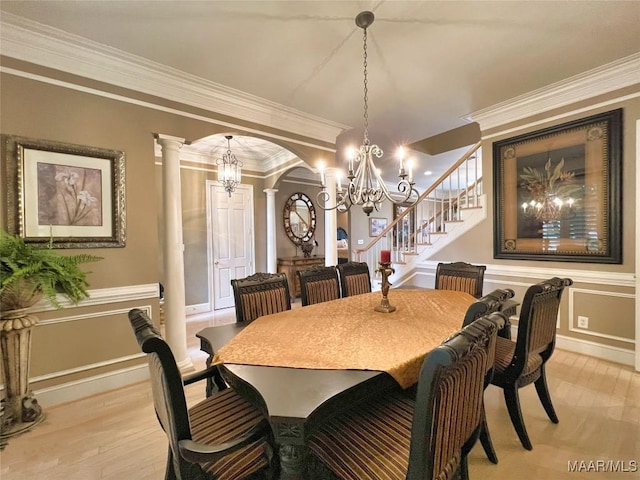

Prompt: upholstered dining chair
[
  {"left": 336, "top": 261, "right": 372, "bottom": 297},
  {"left": 490, "top": 277, "right": 573, "bottom": 450},
  {"left": 127, "top": 309, "right": 275, "bottom": 480},
  {"left": 297, "top": 265, "right": 340, "bottom": 306},
  {"left": 435, "top": 261, "right": 487, "bottom": 298},
  {"left": 308, "top": 313, "right": 503, "bottom": 480},
  {"left": 231, "top": 272, "right": 291, "bottom": 323},
  {"left": 461, "top": 288, "right": 515, "bottom": 464}
]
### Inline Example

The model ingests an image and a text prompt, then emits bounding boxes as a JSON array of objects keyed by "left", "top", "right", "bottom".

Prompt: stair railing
[{"left": 354, "top": 142, "right": 482, "bottom": 273}]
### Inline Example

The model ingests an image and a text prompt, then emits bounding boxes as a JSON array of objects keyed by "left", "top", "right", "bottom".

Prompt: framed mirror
[{"left": 283, "top": 192, "right": 316, "bottom": 245}]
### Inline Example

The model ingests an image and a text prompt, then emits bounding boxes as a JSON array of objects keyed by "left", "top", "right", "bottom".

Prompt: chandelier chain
[{"left": 362, "top": 26, "right": 369, "bottom": 146}]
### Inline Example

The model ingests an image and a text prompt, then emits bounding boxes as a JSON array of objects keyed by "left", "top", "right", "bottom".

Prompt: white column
[
  {"left": 156, "top": 134, "right": 193, "bottom": 372},
  {"left": 264, "top": 188, "right": 278, "bottom": 273},
  {"left": 323, "top": 168, "right": 339, "bottom": 266}
]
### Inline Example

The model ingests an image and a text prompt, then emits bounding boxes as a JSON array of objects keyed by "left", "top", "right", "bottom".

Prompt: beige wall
[{"left": 0, "top": 60, "right": 334, "bottom": 393}]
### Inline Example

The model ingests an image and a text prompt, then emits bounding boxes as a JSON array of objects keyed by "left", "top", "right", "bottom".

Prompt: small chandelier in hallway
[
  {"left": 217, "top": 135, "right": 242, "bottom": 197},
  {"left": 317, "top": 11, "right": 419, "bottom": 216}
]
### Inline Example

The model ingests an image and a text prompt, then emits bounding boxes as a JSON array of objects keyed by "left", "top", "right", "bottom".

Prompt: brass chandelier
[{"left": 317, "top": 11, "right": 419, "bottom": 216}]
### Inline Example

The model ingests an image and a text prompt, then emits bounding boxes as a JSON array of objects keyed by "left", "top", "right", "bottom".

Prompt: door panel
[{"left": 209, "top": 183, "right": 254, "bottom": 310}]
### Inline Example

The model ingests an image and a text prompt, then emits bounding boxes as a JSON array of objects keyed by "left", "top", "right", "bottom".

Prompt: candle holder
[{"left": 374, "top": 262, "right": 396, "bottom": 313}]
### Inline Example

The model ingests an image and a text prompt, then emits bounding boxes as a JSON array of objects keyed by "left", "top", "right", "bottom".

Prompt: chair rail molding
[
  {"left": 27, "top": 283, "right": 160, "bottom": 313},
  {"left": 415, "top": 261, "right": 635, "bottom": 289}
]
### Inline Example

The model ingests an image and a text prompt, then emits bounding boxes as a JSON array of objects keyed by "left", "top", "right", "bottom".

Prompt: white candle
[{"left": 398, "top": 146, "right": 405, "bottom": 175}]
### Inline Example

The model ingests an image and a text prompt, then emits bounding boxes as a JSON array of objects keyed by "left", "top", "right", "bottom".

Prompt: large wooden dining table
[{"left": 196, "top": 288, "right": 474, "bottom": 479}]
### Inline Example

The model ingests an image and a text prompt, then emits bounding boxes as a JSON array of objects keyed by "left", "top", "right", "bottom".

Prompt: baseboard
[
  {"left": 33, "top": 364, "right": 150, "bottom": 408},
  {"left": 510, "top": 325, "right": 635, "bottom": 367}
]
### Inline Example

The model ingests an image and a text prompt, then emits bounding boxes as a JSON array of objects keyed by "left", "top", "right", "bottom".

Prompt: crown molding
[
  {"left": 466, "top": 53, "right": 640, "bottom": 131},
  {"left": 0, "top": 12, "right": 348, "bottom": 144}
]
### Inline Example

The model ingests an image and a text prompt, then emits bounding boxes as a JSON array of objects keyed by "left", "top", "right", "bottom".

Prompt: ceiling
[{"left": 1, "top": 1, "right": 638, "bottom": 187}]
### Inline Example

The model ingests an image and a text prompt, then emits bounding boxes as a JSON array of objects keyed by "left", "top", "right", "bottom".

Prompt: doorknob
[{"left": 214, "top": 261, "right": 219, "bottom": 265}]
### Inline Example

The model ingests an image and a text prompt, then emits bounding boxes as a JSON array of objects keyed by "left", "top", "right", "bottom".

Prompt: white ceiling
[{"left": 1, "top": 1, "right": 638, "bottom": 187}]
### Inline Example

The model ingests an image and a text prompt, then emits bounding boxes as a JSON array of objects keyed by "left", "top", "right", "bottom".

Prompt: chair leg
[
  {"left": 503, "top": 385, "right": 533, "bottom": 450},
  {"left": 479, "top": 406, "right": 498, "bottom": 464},
  {"left": 165, "top": 447, "right": 178, "bottom": 480},
  {"left": 459, "top": 454, "right": 470, "bottom": 480},
  {"left": 534, "top": 366, "right": 559, "bottom": 424}
]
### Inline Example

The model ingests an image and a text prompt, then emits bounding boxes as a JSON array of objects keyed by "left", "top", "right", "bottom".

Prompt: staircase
[{"left": 354, "top": 142, "right": 486, "bottom": 286}]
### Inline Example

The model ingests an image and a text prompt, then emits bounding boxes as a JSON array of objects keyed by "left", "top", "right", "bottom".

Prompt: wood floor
[{"left": 1, "top": 307, "right": 638, "bottom": 480}]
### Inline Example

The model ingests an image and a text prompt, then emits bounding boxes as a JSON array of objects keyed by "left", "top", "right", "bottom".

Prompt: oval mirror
[{"left": 283, "top": 192, "right": 316, "bottom": 245}]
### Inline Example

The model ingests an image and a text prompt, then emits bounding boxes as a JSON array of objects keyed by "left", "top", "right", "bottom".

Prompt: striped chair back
[
  {"left": 337, "top": 261, "right": 372, "bottom": 297},
  {"left": 408, "top": 316, "right": 499, "bottom": 479},
  {"left": 297, "top": 265, "right": 340, "bottom": 306},
  {"left": 231, "top": 272, "right": 291, "bottom": 323},
  {"left": 435, "top": 261, "right": 486, "bottom": 298},
  {"left": 308, "top": 314, "right": 499, "bottom": 480},
  {"left": 513, "top": 277, "right": 572, "bottom": 370}
]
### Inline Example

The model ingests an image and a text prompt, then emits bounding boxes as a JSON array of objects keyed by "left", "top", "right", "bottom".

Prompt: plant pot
[{"left": 0, "top": 306, "right": 45, "bottom": 444}]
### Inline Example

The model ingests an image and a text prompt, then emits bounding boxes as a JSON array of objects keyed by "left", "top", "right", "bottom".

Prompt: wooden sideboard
[{"left": 277, "top": 256, "right": 325, "bottom": 299}]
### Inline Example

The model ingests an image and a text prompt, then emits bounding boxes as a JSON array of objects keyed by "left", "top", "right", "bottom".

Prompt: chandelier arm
[{"left": 316, "top": 189, "right": 351, "bottom": 212}]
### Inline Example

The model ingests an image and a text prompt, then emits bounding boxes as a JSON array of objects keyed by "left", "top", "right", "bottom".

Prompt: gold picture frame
[
  {"left": 493, "top": 109, "right": 622, "bottom": 263},
  {"left": 4, "top": 135, "right": 126, "bottom": 248}
]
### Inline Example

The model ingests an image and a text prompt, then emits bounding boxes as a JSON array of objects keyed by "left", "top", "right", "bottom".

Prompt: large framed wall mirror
[{"left": 283, "top": 192, "right": 316, "bottom": 246}]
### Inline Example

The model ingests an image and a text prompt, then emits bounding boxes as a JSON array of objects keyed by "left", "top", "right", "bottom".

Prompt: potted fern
[
  {"left": 0, "top": 231, "right": 101, "bottom": 311},
  {"left": 0, "top": 230, "right": 101, "bottom": 443}
]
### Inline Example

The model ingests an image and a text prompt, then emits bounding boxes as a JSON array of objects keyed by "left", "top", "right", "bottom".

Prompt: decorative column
[
  {"left": 0, "top": 308, "right": 45, "bottom": 444},
  {"left": 323, "top": 168, "right": 339, "bottom": 266},
  {"left": 264, "top": 189, "right": 278, "bottom": 273},
  {"left": 155, "top": 134, "right": 193, "bottom": 372}
]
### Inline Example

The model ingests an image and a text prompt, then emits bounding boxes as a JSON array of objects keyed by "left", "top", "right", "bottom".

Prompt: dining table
[{"left": 196, "top": 288, "right": 475, "bottom": 479}]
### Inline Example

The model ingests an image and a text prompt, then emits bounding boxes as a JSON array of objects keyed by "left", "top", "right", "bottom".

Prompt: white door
[{"left": 207, "top": 182, "right": 254, "bottom": 310}]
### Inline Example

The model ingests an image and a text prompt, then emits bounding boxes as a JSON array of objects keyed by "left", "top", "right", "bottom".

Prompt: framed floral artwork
[
  {"left": 3, "top": 135, "right": 126, "bottom": 248},
  {"left": 493, "top": 109, "right": 622, "bottom": 263}
]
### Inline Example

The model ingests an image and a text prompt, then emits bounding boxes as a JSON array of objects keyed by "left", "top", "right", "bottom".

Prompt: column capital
[
  {"left": 154, "top": 133, "right": 186, "bottom": 149},
  {"left": 263, "top": 188, "right": 279, "bottom": 196}
]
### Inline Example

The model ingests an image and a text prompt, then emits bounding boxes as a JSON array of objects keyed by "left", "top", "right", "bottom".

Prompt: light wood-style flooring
[{"left": 1, "top": 307, "right": 638, "bottom": 480}]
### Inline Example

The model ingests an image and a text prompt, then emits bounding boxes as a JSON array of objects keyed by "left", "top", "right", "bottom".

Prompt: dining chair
[
  {"left": 308, "top": 312, "right": 503, "bottom": 480},
  {"left": 127, "top": 308, "right": 275, "bottom": 480},
  {"left": 435, "top": 261, "right": 487, "bottom": 298},
  {"left": 490, "top": 277, "right": 573, "bottom": 450},
  {"left": 231, "top": 272, "right": 291, "bottom": 323},
  {"left": 336, "top": 261, "right": 372, "bottom": 297},
  {"left": 297, "top": 265, "right": 340, "bottom": 306},
  {"left": 461, "top": 288, "right": 515, "bottom": 464}
]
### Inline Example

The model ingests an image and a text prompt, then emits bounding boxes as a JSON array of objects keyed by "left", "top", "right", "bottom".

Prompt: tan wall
[
  {"left": 0, "top": 61, "right": 334, "bottom": 394},
  {"left": 418, "top": 87, "right": 639, "bottom": 352}
]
